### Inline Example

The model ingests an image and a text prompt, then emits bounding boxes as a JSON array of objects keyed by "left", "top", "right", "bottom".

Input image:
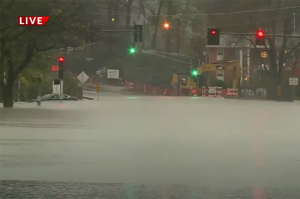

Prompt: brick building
[{"left": 205, "top": 35, "right": 300, "bottom": 88}]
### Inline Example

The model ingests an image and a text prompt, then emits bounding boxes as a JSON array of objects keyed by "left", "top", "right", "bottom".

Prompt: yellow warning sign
[{"left": 96, "top": 83, "right": 100, "bottom": 93}]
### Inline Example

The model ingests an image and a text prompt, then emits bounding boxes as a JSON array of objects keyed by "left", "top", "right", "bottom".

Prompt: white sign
[
  {"left": 53, "top": 80, "right": 63, "bottom": 94},
  {"left": 289, "top": 78, "right": 298, "bottom": 85},
  {"left": 96, "top": 70, "right": 101, "bottom": 75},
  {"left": 208, "top": 87, "right": 216, "bottom": 94},
  {"left": 107, "top": 69, "right": 119, "bottom": 79},
  {"left": 77, "top": 71, "right": 89, "bottom": 83}
]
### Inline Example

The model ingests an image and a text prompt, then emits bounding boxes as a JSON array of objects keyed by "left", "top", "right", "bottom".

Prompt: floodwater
[{"left": 1, "top": 96, "right": 300, "bottom": 198}]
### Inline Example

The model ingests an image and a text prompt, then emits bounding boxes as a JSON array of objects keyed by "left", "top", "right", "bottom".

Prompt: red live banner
[
  {"left": 52, "top": 65, "right": 59, "bottom": 71},
  {"left": 18, "top": 16, "right": 50, "bottom": 26}
]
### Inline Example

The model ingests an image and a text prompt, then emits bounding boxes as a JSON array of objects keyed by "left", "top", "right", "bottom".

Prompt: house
[{"left": 205, "top": 35, "right": 300, "bottom": 88}]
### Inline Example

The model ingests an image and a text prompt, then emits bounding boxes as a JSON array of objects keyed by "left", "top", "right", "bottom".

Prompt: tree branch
[
  {"left": 242, "top": 35, "right": 269, "bottom": 77},
  {"left": 14, "top": 43, "right": 36, "bottom": 77},
  {"left": 283, "top": 42, "right": 300, "bottom": 63},
  {"left": 0, "top": 29, "right": 27, "bottom": 42},
  {"left": 36, "top": 41, "right": 59, "bottom": 53},
  {"left": 6, "top": 0, "right": 15, "bottom": 9}
]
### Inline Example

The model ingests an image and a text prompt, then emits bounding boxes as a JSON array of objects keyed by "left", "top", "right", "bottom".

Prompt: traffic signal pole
[{"left": 220, "top": 32, "right": 300, "bottom": 38}]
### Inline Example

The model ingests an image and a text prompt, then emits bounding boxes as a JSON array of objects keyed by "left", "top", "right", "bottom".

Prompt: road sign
[
  {"left": 77, "top": 71, "right": 89, "bottom": 83},
  {"left": 107, "top": 69, "right": 119, "bottom": 79},
  {"left": 181, "top": 76, "right": 187, "bottom": 86},
  {"left": 52, "top": 65, "right": 59, "bottom": 71},
  {"left": 277, "top": 86, "right": 281, "bottom": 96},
  {"left": 53, "top": 80, "right": 63, "bottom": 94},
  {"left": 96, "top": 83, "right": 100, "bottom": 93},
  {"left": 289, "top": 78, "right": 298, "bottom": 85}
]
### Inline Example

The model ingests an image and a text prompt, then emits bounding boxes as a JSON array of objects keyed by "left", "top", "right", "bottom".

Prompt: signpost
[
  {"left": 96, "top": 83, "right": 100, "bottom": 100},
  {"left": 77, "top": 71, "right": 89, "bottom": 84},
  {"left": 77, "top": 71, "right": 89, "bottom": 98},
  {"left": 107, "top": 69, "right": 119, "bottom": 79},
  {"left": 289, "top": 77, "right": 298, "bottom": 101}
]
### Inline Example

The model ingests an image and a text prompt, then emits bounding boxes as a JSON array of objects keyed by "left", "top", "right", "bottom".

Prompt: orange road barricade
[{"left": 226, "top": 88, "right": 238, "bottom": 96}]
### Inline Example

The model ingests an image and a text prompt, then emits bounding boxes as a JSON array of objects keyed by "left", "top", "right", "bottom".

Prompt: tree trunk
[
  {"left": 2, "top": 81, "right": 14, "bottom": 108},
  {"left": 151, "top": 0, "right": 164, "bottom": 49},
  {"left": 125, "top": 1, "right": 133, "bottom": 27}
]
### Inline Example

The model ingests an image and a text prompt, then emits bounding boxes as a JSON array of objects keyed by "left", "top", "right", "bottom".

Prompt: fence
[{"left": 124, "top": 81, "right": 240, "bottom": 97}]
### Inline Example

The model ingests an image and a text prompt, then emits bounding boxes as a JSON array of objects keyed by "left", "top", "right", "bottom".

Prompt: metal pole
[
  {"left": 17, "top": 78, "right": 20, "bottom": 102},
  {"left": 292, "top": 85, "right": 295, "bottom": 101},
  {"left": 60, "top": 79, "right": 62, "bottom": 103},
  {"left": 177, "top": 18, "right": 180, "bottom": 56},
  {"left": 293, "top": 13, "right": 296, "bottom": 35},
  {"left": 37, "top": 79, "right": 41, "bottom": 106},
  {"left": 197, "top": 75, "right": 199, "bottom": 96},
  {"left": 189, "top": 58, "right": 192, "bottom": 96},
  {"left": 179, "top": 78, "right": 182, "bottom": 96}
]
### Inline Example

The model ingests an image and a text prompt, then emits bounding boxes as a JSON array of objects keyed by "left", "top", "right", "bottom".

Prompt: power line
[
  {"left": 88, "top": 5, "right": 300, "bottom": 17},
  {"left": 152, "top": 53, "right": 190, "bottom": 65}
]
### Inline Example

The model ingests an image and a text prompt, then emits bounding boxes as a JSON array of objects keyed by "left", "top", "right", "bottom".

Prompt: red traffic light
[
  {"left": 257, "top": 30, "right": 265, "bottom": 38},
  {"left": 211, "top": 30, "right": 216, "bottom": 35},
  {"left": 58, "top": 57, "right": 64, "bottom": 62}
]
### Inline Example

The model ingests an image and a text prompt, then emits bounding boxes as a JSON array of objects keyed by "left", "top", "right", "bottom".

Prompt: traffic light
[
  {"left": 134, "top": 24, "right": 143, "bottom": 42},
  {"left": 255, "top": 30, "right": 265, "bottom": 45},
  {"left": 58, "top": 56, "right": 64, "bottom": 79},
  {"left": 163, "top": 23, "right": 170, "bottom": 29},
  {"left": 192, "top": 70, "right": 198, "bottom": 76},
  {"left": 207, "top": 28, "right": 220, "bottom": 45},
  {"left": 129, "top": 47, "right": 136, "bottom": 54}
]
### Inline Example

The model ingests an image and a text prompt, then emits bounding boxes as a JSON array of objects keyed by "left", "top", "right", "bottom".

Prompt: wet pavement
[{"left": 0, "top": 96, "right": 300, "bottom": 198}]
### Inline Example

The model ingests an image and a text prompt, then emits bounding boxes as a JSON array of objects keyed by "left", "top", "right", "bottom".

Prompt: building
[{"left": 205, "top": 35, "right": 300, "bottom": 87}]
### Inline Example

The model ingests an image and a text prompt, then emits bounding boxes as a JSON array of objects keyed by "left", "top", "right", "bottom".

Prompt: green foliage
[
  {"left": 105, "top": 53, "right": 188, "bottom": 87},
  {"left": 16, "top": 71, "right": 79, "bottom": 102}
]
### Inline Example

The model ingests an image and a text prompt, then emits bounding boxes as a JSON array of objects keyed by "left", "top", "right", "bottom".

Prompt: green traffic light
[
  {"left": 129, "top": 48, "right": 136, "bottom": 54},
  {"left": 192, "top": 70, "right": 198, "bottom": 76}
]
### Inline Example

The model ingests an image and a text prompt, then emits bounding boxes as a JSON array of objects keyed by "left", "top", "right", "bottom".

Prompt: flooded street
[{"left": 1, "top": 96, "right": 300, "bottom": 198}]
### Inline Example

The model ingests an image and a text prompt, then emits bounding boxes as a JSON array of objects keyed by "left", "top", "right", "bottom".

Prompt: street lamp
[{"left": 163, "top": 23, "right": 170, "bottom": 29}]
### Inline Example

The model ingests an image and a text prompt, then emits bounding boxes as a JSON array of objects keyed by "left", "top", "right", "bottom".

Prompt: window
[
  {"left": 216, "top": 70, "right": 224, "bottom": 81},
  {"left": 217, "top": 49, "right": 224, "bottom": 61},
  {"left": 261, "top": 52, "right": 267, "bottom": 58}
]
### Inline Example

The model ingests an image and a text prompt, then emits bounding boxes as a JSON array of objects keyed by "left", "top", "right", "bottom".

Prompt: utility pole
[
  {"left": 37, "top": 77, "right": 41, "bottom": 106},
  {"left": 189, "top": 58, "right": 193, "bottom": 96},
  {"left": 177, "top": 17, "right": 181, "bottom": 56},
  {"left": 17, "top": 78, "right": 20, "bottom": 102},
  {"left": 293, "top": 13, "right": 296, "bottom": 35}
]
